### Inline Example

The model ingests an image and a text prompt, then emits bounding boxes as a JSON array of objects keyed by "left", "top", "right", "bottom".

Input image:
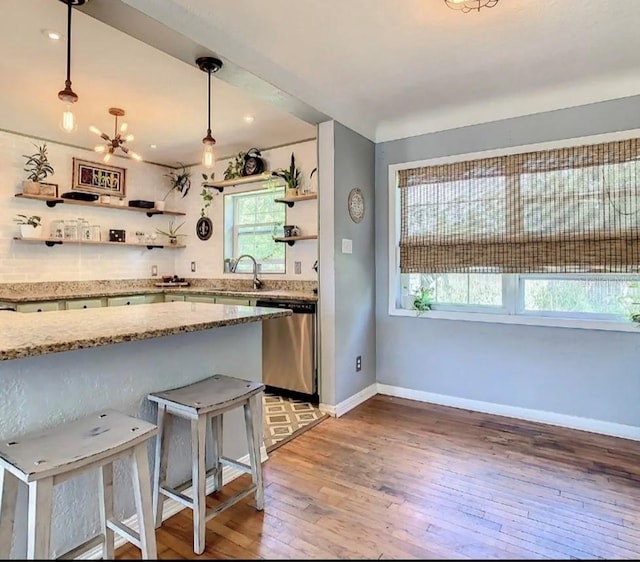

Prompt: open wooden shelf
[
  {"left": 13, "top": 237, "right": 185, "bottom": 250},
  {"left": 14, "top": 193, "right": 185, "bottom": 217},
  {"left": 273, "top": 234, "right": 318, "bottom": 246},
  {"left": 274, "top": 193, "right": 317, "bottom": 207},
  {"left": 203, "top": 173, "right": 277, "bottom": 192}
]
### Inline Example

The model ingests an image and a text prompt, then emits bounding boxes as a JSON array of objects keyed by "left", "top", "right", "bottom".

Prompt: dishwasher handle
[{"left": 255, "top": 300, "right": 316, "bottom": 314}]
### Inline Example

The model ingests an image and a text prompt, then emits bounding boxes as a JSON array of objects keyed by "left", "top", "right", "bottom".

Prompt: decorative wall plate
[
  {"left": 348, "top": 187, "right": 365, "bottom": 223},
  {"left": 196, "top": 216, "right": 213, "bottom": 241}
]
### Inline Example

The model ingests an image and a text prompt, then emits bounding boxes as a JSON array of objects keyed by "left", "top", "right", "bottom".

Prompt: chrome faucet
[{"left": 230, "top": 254, "right": 264, "bottom": 290}]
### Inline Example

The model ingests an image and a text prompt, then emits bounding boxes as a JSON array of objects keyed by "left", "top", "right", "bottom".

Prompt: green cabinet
[
  {"left": 214, "top": 296, "right": 256, "bottom": 306},
  {"left": 16, "top": 301, "right": 61, "bottom": 313},
  {"left": 107, "top": 295, "right": 148, "bottom": 307},
  {"left": 184, "top": 294, "right": 216, "bottom": 303},
  {"left": 164, "top": 294, "right": 185, "bottom": 303},
  {"left": 66, "top": 298, "right": 104, "bottom": 310}
]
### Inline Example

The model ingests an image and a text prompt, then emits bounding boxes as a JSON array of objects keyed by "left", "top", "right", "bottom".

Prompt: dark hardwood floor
[{"left": 117, "top": 394, "right": 640, "bottom": 559}]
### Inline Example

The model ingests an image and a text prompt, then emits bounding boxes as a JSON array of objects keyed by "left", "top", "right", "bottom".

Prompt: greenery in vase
[
  {"left": 223, "top": 151, "right": 246, "bottom": 180},
  {"left": 14, "top": 214, "right": 41, "bottom": 227},
  {"left": 163, "top": 163, "right": 192, "bottom": 200},
  {"left": 22, "top": 143, "right": 54, "bottom": 182},
  {"left": 272, "top": 152, "right": 302, "bottom": 192},
  {"left": 413, "top": 286, "right": 433, "bottom": 315}
]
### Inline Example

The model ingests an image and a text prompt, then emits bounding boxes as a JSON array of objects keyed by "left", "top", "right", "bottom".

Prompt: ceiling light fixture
[
  {"left": 43, "top": 29, "right": 61, "bottom": 41},
  {"left": 57, "top": 0, "right": 86, "bottom": 133},
  {"left": 90, "top": 107, "right": 142, "bottom": 163},
  {"left": 444, "top": 0, "right": 499, "bottom": 12},
  {"left": 244, "top": 115, "right": 255, "bottom": 124},
  {"left": 196, "top": 56, "right": 223, "bottom": 169}
]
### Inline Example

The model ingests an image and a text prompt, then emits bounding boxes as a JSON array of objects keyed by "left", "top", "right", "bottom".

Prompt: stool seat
[
  {"left": 148, "top": 374, "right": 264, "bottom": 417},
  {"left": 148, "top": 374, "right": 265, "bottom": 555},
  {"left": 0, "top": 409, "right": 156, "bottom": 482},
  {"left": 0, "top": 410, "right": 158, "bottom": 560}
]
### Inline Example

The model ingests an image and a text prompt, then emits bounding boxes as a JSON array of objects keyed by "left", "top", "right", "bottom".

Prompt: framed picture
[{"left": 72, "top": 158, "right": 126, "bottom": 198}]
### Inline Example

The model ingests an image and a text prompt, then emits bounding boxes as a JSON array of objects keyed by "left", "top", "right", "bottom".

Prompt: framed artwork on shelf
[{"left": 72, "top": 157, "right": 126, "bottom": 198}]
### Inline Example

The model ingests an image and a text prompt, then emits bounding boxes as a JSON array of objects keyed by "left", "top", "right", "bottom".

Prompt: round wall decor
[
  {"left": 348, "top": 187, "right": 365, "bottom": 223},
  {"left": 196, "top": 216, "right": 213, "bottom": 241}
]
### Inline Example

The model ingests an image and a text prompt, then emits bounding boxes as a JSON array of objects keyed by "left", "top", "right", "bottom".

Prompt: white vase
[
  {"left": 155, "top": 200, "right": 166, "bottom": 211},
  {"left": 20, "top": 224, "right": 42, "bottom": 239}
]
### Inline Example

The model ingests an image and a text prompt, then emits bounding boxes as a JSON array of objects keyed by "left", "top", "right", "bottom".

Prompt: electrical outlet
[
  {"left": 356, "top": 355, "right": 362, "bottom": 372},
  {"left": 191, "top": 261, "right": 196, "bottom": 273},
  {"left": 151, "top": 265, "right": 158, "bottom": 277},
  {"left": 294, "top": 261, "right": 302, "bottom": 274}
]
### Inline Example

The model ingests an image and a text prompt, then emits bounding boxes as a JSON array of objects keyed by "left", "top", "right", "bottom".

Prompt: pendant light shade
[
  {"left": 57, "top": 0, "right": 86, "bottom": 133},
  {"left": 196, "top": 56, "right": 223, "bottom": 169}
]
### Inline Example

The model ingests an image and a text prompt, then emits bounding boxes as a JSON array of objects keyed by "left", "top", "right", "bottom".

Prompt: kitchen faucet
[{"left": 230, "top": 254, "right": 264, "bottom": 290}]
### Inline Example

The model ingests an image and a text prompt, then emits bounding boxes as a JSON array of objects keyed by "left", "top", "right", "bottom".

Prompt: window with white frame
[
  {"left": 224, "top": 187, "right": 286, "bottom": 273},
  {"left": 392, "top": 136, "right": 640, "bottom": 323}
]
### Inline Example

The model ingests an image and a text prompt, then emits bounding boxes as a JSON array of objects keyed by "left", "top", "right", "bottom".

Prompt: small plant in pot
[
  {"left": 412, "top": 286, "right": 433, "bottom": 316},
  {"left": 14, "top": 214, "right": 42, "bottom": 238},
  {"left": 22, "top": 143, "right": 55, "bottom": 195},
  {"left": 155, "top": 220, "right": 186, "bottom": 245},
  {"left": 156, "top": 163, "right": 192, "bottom": 210},
  {"left": 272, "top": 152, "right": 302, "bottom": 197}
]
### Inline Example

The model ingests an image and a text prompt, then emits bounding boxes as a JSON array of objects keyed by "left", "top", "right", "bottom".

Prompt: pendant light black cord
[
  {"left": 206, "top": 67, "right": 212, "bottom": 137},
  {"left": 65, "top": 0, "right": 72, "bottom": 88}
]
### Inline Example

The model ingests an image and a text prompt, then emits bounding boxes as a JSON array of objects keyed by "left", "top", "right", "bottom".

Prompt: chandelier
[
  {"left": 444, "top": 0, "right": 499, "bottom": 12},
  {"left": 89, "top": 107, "right": 142, "bottom": 163}
]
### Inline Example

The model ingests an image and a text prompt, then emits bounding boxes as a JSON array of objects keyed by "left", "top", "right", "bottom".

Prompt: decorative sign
[
  {"left": 196, "top": 216, "right": 213, "bottom": 241},
  {"left": 72, "top": 158, "right": 126, "bottom": 197}
]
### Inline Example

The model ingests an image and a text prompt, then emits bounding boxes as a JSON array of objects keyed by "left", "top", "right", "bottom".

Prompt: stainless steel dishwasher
[{"left": 255, "top": 299, "right": 317, "bottom": 397}]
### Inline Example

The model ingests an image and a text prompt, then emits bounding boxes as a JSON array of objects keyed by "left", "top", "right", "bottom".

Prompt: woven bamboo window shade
[{"left": 398, "top": 138, "right": 640, "bottom": 274}]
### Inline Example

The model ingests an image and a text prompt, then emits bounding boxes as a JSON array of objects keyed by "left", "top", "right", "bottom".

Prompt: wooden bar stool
[
  {"left": 148, "top": 374, "right": 265, "bottom": 555},
  {"left": 0, "top": 410, "right": 157, "bottom": 560}
]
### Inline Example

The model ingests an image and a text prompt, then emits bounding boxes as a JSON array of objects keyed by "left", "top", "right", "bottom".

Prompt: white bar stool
[
  {"left": 148, "top": 374, "right": 265, "bottom": 555},
  {"left": 0, "top": 410, "right": 158, "bottom": 560}
]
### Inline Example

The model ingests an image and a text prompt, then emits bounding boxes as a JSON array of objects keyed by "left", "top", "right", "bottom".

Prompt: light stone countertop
[{"left": 0, "top": 301, "right": 292, "bottom": 361}]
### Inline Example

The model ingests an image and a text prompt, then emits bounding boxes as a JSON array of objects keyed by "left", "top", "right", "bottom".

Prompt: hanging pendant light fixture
[
  {"left": 89, "top": 107, "right": 142, "bottom": 163},
  {"left": 57, "top": 0, "right": 86, "bottom": 133},
  {"left": 196, "top": 56, "right": 223, "bottom": 169},
  {"left": 444, "top": 0, "right": 499, "bottom": 12}
]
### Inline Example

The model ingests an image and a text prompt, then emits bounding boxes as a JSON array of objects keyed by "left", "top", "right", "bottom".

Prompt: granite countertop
[
  {"left": 0, "top": 286, "right": 317, "bottom": 303},
  {"left": 0, "top": 301, "right": 291, "bottom": 361}
]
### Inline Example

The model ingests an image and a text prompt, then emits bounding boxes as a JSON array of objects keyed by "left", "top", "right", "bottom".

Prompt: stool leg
[
  {"left": 26, "top": 477, "right": 53, "bottom": 559},
  {"left": 97, "top": 462, "right": 115, "bottom": 559},
  {"left": 131, "top": 443, "right": 158, "bottom": 560},
  {"left": 244, "top": 393, "right": 265, "bottom": 511},
  {"left": 152, "top": 404, "right": 172, "bottom": 529},
  {"left": 0, "top": 467, "right": 18, "bottom": 559},
  {"left": 191, "top": 415, "right": 207, "bottom": 555},
  {"left": 210, "top": 414, "right": 223, "bottom": 492}
]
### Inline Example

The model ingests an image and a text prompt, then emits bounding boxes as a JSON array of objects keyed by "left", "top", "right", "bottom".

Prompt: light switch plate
[
  {"left": 294, "top": 261, "right": 302, "bottom": 274},
  {"left": 342, "top": 238, "right": 353, "bottom": 254},
  {"left": 151, "top": 265, "right": 158, "bottom": 277},
  {"left": 191, "top": 261, "right": 196, "bottom": 272}
]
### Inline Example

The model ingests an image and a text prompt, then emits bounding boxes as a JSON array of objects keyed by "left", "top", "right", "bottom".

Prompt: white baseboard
[
  {"left": 77, "top": 446, "right": 268, "bottom": 560},
  {"left": 377, "top": 383, "right": 640, "bottom": 442},
  {"left": 320, "top": 383, "right": 378, "bottom": 418}
]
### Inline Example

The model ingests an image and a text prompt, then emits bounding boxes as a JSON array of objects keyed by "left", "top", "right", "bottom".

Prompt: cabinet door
[
  {"left": 107, "top": 295, "right": 147, "bottom": 307},
  {"left": 66, "top": 298, "right": 104, "bottom": 310},
  {"left": 145, "top": 294, "right": 165, "bottom": 304},
  {"left": 214, "top": 296, "right": 254, "bottom": 306},
  {"left": 164, "top": 294, "right": 185, "bottom": 303},
  {"left": 184, "top": 294, "right": 217, "bottom": 303},
  {"left": 16, "top": 301, "right": 61, "bottom": 313}
]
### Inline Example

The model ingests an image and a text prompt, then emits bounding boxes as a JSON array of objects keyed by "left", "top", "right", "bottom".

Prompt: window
[
  {"left": 391, "top": 135, "right": 640, "bottom": 327},
  {"left": 224, "top": 187, "right": 285, "bottom": 273}
]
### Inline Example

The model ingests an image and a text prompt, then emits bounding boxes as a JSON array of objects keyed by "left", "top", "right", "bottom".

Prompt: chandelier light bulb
[
  {"left": 60, "top": 105, "right": 76, "bottom": 133},
  {"left": 120, "top": 122, "right": 128, "bottom": 134},
  {"left": 94, "top": 144, "right": 106, "bottom": 153},
  {"left": 444, "top": 0, "right": 499, "bottom": 12},
  {"left": 103, "top": 151, "right": 112, "bottom": 163},
  {"left": 202, "top": 142, "right": 215, "bottom": 168},
  {"left": 124, "top": 134, "right": 134, "bottom": 143},
  {"left": 129, "top": 151, "right": 142, "bottom": 162},
  {"left": 89, "top": 125, "right": 102, "bottom": 136}
]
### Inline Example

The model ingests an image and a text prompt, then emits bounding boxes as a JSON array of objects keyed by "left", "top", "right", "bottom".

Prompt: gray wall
[
  {"left": 375, "top": 95, "right": 640, "bottom": 428},
  {"left": 333, "top": 122, "right": 377, "bottom": 404}
]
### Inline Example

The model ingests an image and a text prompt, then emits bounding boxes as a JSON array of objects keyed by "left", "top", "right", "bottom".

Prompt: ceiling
[
  {"left": 0, "top": 0, "right": 316, "bottom": 167},
  {"left": 115, "top": 0, "right": 640, "bottom": 142}
]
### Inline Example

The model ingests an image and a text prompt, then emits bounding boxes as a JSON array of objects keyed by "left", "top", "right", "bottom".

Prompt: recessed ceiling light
[
  {"left": 42, "top": 29, "right": 61, "bottom": 41},
  {"left": 149, "top": 144, "right": 157, "bottom": 149},
  {"left": 243, "top": 115, "right": 255, "bottom": 124}
]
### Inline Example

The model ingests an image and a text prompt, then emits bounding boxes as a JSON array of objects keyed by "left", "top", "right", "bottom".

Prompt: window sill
[{"left": 389, "top": 307, "right": 640, "bottom": 333}]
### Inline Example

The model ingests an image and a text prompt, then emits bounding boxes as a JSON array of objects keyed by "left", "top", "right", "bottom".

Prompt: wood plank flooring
[{"left": 116, "top": 394, "right": 640, "bottom": 559}]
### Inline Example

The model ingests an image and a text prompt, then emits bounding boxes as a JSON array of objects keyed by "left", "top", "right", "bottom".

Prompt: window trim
[{"left": 388, "top": 128, "right": 640, "bottom": 333}]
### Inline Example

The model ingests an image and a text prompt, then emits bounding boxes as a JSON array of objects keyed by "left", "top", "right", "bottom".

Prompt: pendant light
[
  {"left": 57, "top": 0, "right": 86, "bottom": 133},
  {"left": 196, "top": 56, "right": 223, "bottom": 169}
]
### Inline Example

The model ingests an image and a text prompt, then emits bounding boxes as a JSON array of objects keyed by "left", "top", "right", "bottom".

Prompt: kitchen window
[
  {"left": 224, "top": 187, "right": 286, "bottom": 273},
  {"left": 389, "top": 133, "right": 640, "bottom": 329}
]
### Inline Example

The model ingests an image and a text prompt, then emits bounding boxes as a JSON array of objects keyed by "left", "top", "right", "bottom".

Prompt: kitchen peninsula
[{"left": 0, "top": 301, "right": 290, "bottom": 558}]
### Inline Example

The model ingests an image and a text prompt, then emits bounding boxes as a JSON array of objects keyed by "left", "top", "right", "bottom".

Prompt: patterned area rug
[{"left": 263, "top": 393, "right": 328, "bottom": 453}]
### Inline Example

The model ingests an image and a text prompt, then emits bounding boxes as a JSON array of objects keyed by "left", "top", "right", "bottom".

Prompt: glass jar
[
  {"left": 90, "top": 225, "right": 101, "bottom": 241},
  {"left": 64, "top": 220, "right": 78, "bottom": 240},
  {"left": 51, "top": 220, "right": 65, "bottom": 239}
]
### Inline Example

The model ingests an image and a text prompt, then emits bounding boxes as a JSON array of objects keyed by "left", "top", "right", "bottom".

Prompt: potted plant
[
  {"left": 155, "top": 220, "right": 186, "bottom": 245},
  {"left": 412, "top": 286, "right": 433, "bottom": 316},
  {"left": 272, "top": 152, "right": 302, "bottom": 197},
  {"left": 14, "top": 214, "right": 42, "bottom": 238},
  {"left": 156, "top": 163, "right": 192, "bottom": 210},
  {"left": 223, "top": 151, "right": 246, "bottom": 180},
  {"left": 22, "top": 143, "right": 55, "bottom": 195}
]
